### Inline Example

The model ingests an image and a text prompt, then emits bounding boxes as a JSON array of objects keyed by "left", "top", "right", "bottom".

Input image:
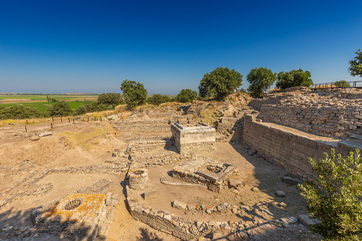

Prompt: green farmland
[
  {"left": 0, "top": 94, "right": 98, "bottom": 113},
  {"left": 0, "top": 101, "right": 94, "bottom": 113}
]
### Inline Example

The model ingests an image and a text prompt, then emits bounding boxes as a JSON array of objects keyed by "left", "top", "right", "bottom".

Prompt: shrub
[
  {"left": 334, "top": 80, "right": 351, "bottom": 88},
  {"left": 0, "top": 105, "right": 45, "bottom": 120},
  {"left": 299, "top": 149, "right": 362, "bottom": 240},
  {"left": 175, "top": 89, "right": 197, "bottom": 103},
  {"left": 47, "top": 101, "right": 73, "bottom": 117},
  {"left": 146, "top": 94, "right": 170, "bottom": 105},
  {"left": 276, "top": 69, "right": 313, "bottom": 89}
]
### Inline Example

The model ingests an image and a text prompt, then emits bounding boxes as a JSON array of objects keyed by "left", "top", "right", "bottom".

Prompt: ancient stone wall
[
  {"left": 252, "top": 88, "right": 362, "bottom": 138},
  {"left": 113, "top": 120, "right": 171, "bottom": 133},
  {"left": 241, "top": 115, "right": 350, "bottom": 179},
  {"left": 259, "top": 103, "right": 362, "bottom": 138}
]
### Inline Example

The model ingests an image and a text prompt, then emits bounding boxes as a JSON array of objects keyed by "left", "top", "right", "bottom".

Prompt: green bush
[
  {"left": 334, "top": 80, "right": 351, "bottom": 88},
  {"left": 97, "top": 93, "right": 124, "bottom": 106},
  {"left": 299, "top": 149, "right": 362, "bottom": 240},
  {"left": 47, "top": 101, "right": 73, "bottom": 117},
  {"left": 146, "top": 94, "right": 170, "bottom": 105},
  {"left": 0, "top": 105, "right": 45, "bottom": 120},
  {"left": 175, "top": 89, "right": 197, "bottom": 103},
  {"left": 276, "top": 69, "right": 313, "bottom": 89}
]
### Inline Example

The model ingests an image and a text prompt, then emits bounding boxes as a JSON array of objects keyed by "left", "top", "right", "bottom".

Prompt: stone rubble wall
[
  {"left": 125, "top": 136, "right": 175, "bottom": 154},
  {"left": 251, "top": 88, "right": 362, "bottom": 138},
  {"left": 113, "top": 120, "right": 171, "bottom": 133},
  {"left": 241, "top": 115, "right": 350, "bottom": 180}
]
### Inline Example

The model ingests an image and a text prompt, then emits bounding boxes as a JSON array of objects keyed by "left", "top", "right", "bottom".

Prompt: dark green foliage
[
  {"left": 73, "top": 102, "right": 108, "bottom": 115},
  {"left": 97, "top": 93, "right": 124, "bottom": 106},
  {"left": 0, "top": 105, "right": 45, "bottom": 120},
  {"left": 120, "top": 79, "right": 148, "bottom": 110},
  {"left": 47, "top": 101, "right": 73, "bottom": 117},
  {"left": 247, "top": 67, "right": 277, "bottom": 98},
  {"left": 349, "top": 49, "right": 362, "bottom": 77},
  {"left": 199, "top": 67, "right": 243, "bottom": 100},
  {"left": 175, "top": 89, "right": 198, "bottom": 103},
  {"left": 276, "top": 69, "right": 313, "bottom": 89},
  {"left": 334, "top": 80, "right": 351, "bottom": 88},
  {"left": 299, "top": 149, "right": 362, "bottom": 241},
  {"left": 146, "top": 94, "right": 170, "bottom": 105}
]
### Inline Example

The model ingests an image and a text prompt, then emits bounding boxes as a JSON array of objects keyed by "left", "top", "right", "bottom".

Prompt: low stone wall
[
  {"left": 125, "top": 136, "right": 175, "bottom": 153},
  {"left": 113, "top": 120, "right": 171, "bottom": 133},
  {"left": 241, "top": 115, "right": 351, "bottom": 179}
]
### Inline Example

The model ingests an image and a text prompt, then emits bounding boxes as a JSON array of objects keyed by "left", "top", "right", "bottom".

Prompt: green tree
[
  {"left": 199, "top": 67, "right": 243, "bottom": 100},
  {"left": 47, "top": 101, "right": 73, "bottom": 117},
  {"left": 0, "top": 105, "right": 45, "bottom": 120},
  {"left": 120, "top": 79, "right": 148, "bottom": 110},
  {"left": 299, "top": 149, "right": 362, "bottom": 241},
  {"left": 247, "top": 67, "right": 277, "bottom": 98},
  {"left": 175, "top": 89, "right": 197, "bottom": 103},
  {"left": 146, "top": 94, "right": 170, "bottom": 105},
  {"left": 334, "top": 80, "right": 351, "bottom": 88},
  {"left": 97, "top": 93, "right": 124, "bottom": 106},
  {"left": 349, "top": 49, "right": 362, "bottom": 77},
  {"left": 276, "top": 69, "right": 313, "bottom": 89}
]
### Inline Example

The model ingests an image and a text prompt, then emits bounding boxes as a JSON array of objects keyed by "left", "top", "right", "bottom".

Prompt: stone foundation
[
  {"left": 171, "top": 123, "right": 216, "bottom": 154},
  {"left": 172, "top": 156, "right": 238, "bottom": 193}
]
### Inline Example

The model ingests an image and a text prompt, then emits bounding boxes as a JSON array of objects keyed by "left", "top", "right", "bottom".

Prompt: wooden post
[
  {"left": 68, "top": 118, "right": 70, "bottom": 123},
  {"left": 73, "top": 118, "right": 75, "bottom": 124},
  {"left": 51, "top": 123, "right": 53, "bottom": 129},
  {"left": 25, "top": 126, "right": 27, "bottom": 132},
  {"left": 61, "top": 116, "right": 62, "bottom": 122}
]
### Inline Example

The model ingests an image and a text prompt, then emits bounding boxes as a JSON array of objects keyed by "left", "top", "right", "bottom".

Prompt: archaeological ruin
[{"left": 2, "top": 88, "right": 362, "bottom": 240}]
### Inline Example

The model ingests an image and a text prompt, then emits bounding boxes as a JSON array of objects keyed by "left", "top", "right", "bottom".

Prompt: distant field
[
  {"left": 0, "top": 101, "right": 95, "bottom": 113},
  {"left": 0, "top": 94, "right": 98, "bottom": 102}
]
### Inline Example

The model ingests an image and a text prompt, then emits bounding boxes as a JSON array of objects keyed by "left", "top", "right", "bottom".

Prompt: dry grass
[
  {"left": 198, "top": 105, "right": 223, "bottom": 127},
  {"left": 0, "top": 116, "right": 75, "bottom": 127},
  {"left": 55, "top": 127, "right": 108, "bottom": 150}
]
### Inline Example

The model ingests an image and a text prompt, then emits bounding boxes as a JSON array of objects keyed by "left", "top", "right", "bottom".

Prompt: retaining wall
[{"left": 241, "top": 115, "right": 351, "bottom": 179}]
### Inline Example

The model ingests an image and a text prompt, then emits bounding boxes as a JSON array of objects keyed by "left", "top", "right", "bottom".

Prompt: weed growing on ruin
[{"left": 299, "top": 149, "right": 362, "bottom": 241}]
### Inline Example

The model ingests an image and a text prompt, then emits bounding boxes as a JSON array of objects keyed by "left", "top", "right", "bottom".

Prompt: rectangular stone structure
[{"left": 171, "top": 122, "right": 216, "bottom": 154}]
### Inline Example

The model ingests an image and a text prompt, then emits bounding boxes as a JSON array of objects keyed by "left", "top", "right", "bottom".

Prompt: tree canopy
[
  {"left": 247, "top": 67, "right": 277, "bottom": 98},
  {"left": 120, "top": 79, "right": 148, "bottom": 110},
  {"left": 97, "top": 93, "right": 123, "bottom": 106},
  {"left": 47, "top": 101, "right": 73, "bottom": 117},
  {"left": 199, "top": 67, "right": 243, "bottom": 100},
  {"left": 348, "top": 49, "right": 362, "bottom": 77},
  {"left": 146, "top": 94, "right": 170, "bottom": 106},
  {"left": 175, "top": 89, "right": 197, "bottom": 103},
  {"left": 0, "top": 105, "right": 45, "bottom": 120},
  {"left": 276, "top": 69, "right": 313, "bottom": 89}
]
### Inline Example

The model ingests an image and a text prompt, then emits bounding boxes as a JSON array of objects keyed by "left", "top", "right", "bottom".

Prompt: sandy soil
[{"left": 0, "top": 119, "right": 321, "bottom": 241}]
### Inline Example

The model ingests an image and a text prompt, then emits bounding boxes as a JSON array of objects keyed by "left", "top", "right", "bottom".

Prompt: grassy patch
[
  {"left": 0, "top": 94, "right": 98, "bottom": 101},
  {"left": 56, "top": 127, "right": 107, "bottom": 150}
]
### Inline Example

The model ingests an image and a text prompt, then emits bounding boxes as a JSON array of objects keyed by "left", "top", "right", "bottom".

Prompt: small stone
[
  {"left": 30, "top": 135, "right": 40, "bottom": 141},
  {"left": 275, "top": 190, "right": 286, "bottom": 197},
  {"left": 282, "top": 176, "right": 301, "bottom": 185},
  {"left": 298, "top": 214, "right": 321, "bottom": 228},
  {"left": 172, "top": 200, "right": 187, "bottom": 210},
  {"left": 251, "top": 187, "right": 259, "bottom": 192}
]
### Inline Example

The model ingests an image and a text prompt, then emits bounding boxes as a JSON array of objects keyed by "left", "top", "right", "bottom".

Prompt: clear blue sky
[{"left": 0, "top": 0, "right": 361, "bottom": 94}]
